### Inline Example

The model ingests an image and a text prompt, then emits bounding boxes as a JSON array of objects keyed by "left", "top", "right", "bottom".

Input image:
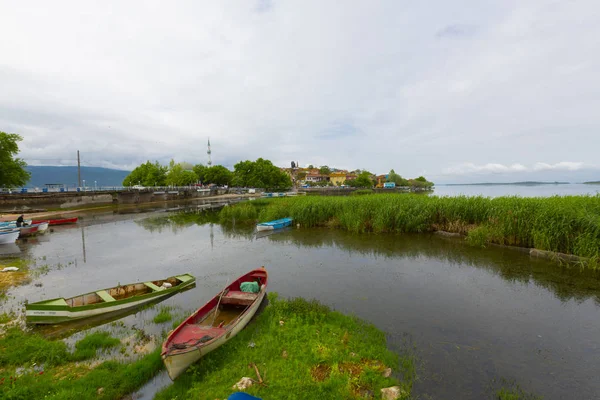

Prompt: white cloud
[
  {"left": 0, "top": 0, "right": 598, "bottom": 181},
  {"left": 443, "top": 163, "right": 528, "bottom": 175},
  {"left": 443, "top": 162, "right": 593, "bottom": 176},
  {"left": 533, "top": 162, "right": 584, "bottom": 171}
]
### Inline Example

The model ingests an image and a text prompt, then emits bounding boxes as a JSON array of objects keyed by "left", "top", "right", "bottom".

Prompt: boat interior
[
  {"left": 170, "top": 269, "right": 267, "bottom": 349},
  {"left": 64, "top": 276, "right": 187, "bottom": 307}
]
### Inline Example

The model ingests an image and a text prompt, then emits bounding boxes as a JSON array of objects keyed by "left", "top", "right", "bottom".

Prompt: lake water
[
  {"left": 2, "top": 205, "right": 600, "bottom": 399},
  {"left": 433, "top": 183, "right": 599, "bottom": 197}
]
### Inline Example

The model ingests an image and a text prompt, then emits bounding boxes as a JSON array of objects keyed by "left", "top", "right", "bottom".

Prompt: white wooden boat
[
  {"left": 0, "top": 229, "right": 20, "bottom": 245},
  {"left": 162, "top": 267, "right": 268, "bottom": 380}
]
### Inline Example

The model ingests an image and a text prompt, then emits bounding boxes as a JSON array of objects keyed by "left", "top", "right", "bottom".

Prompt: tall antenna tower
[{"left": 207, "top": 138, "right": 212, "bottom": 166}]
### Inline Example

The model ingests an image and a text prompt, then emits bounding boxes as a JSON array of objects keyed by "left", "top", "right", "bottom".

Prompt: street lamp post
[
  {"left": 82, "top": 179, "right": 86, "bottom": 192},
  {"left": 94, "top": 181, "right": 97, "bottom": 191}
]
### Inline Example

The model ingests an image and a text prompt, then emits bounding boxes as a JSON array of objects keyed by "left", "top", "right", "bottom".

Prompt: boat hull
[
  {"left": 32, "top": 217, "right": 78, "bottom": 226},
  {"left": 256, "top": 217, "right": 293, "bottom": 231},
  {"left": 0, "top": 230, "right": 19, "bottom": 244},
  {"left": 18, "top": 225, "right": 39, "bottom": 237},
  {"left": 26, "top": 274, "right": 195, "bottom": 324},
  {"left": 162, "top": 288, "right": 266, "bottom": 380}
]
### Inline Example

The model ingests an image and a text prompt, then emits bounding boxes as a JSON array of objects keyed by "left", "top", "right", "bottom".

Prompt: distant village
[{"left": 278, "top": 162, "right": 433, "bottom": 189}]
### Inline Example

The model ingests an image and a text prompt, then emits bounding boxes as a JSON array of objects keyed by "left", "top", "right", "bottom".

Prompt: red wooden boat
[
  {"left": 32, "top": 217, "right": 78, "bottom": 226},
  {"left": 162, "top": 267, "right": 268, "bottom": 380}
]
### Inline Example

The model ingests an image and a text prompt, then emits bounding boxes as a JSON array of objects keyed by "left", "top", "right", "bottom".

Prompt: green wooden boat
[{"left": 26, "top": 274, "right": 195, "bottom": 324}]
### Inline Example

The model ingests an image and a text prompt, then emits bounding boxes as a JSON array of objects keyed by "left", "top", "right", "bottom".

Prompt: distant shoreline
[
  {"left": 441, "top": 181, "right": 570, "bottom": 186},
  {"left": 583, "top": 181, "right": 600, "bottom": 185}
]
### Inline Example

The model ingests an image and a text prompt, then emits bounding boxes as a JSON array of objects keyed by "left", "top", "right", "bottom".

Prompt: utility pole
[{"left": 77, "top": 150, "right": 81, "bottom": 187}]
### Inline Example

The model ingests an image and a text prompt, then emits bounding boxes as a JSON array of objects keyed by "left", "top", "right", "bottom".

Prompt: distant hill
[
  {"left": 584, "top": 181, "right": 600, "bottom": 185},
  {"left": 25, "top": 166, "right": 130, "bottom": 188}
]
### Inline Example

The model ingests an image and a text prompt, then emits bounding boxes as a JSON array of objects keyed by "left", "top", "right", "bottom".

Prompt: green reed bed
[{"left": 219, "top": 194, "right": 600, "bottom": 263}]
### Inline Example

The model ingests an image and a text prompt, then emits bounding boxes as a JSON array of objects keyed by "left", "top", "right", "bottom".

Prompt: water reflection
[{"left": 264, "top": 228, "right": 600, "bottom": 306}]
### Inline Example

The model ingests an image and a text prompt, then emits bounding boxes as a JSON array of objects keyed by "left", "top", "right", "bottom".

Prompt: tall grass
[{"left": 219, "top": 194, "right": 600, "bottom": 261}]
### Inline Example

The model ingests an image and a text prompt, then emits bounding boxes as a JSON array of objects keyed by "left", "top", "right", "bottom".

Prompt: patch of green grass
[
  {"left": 496, "top": 382, "right": 542, "bottom": 400},
  {"left": 0, "top": 348, "right": 163, "bottom": 400},
  {"left": 0, "top": 329, "right": 120, "bottom": 367},
  {"left": 219, "top": 202, "right": 260, "bottom": 224},
  {"left": 155, "top": 293, "right": 413, "bottom": 400},
  {"left": 351, "top": 189, "right": 374, "bottom": 196},
  {"left": 71, "top": 331, "right": 120, "bottom": 361},
  {"left": 0, "top": 312, "right": 13, "bottom": 324},
  {"left": 152, "top": 306, "right": 173, "bottom": 324},
  {"left": 0, "top": 328, "right": 71, "bottom": 368}
]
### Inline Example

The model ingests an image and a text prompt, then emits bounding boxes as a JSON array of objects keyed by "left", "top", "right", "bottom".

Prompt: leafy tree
[
  {"left": 386, "top": 169, "right": 409, "bottom": 186},
  {"left": 296, "top": 171, "right": 307, "bottom": 181},
  {"left": 344, "top": 171, "right": 373, "bottom": 188},
  {"left": 166, "top": 160, "right": 198, "bottom": 186},
  {"left": 308, "top": 164, "right": 314, "bottom": 169},
  {"left": 408, "top": 176, "right": 434, "bottom": 189},
  {"left": 0, "top": 132, "right": 30, "bottom": 187},
  {"left": 232, "top": 158, "right": 292, "bottom": 189},
  {"left": 204, "top": 165, "right": 233, "bottom": 186},
  {"left": 319, "top": 165, "right": 331, "bottom": 175},
  {"left": 123, "top": 160, "right": 167, "bottom": 186},
  {"left": 193, "top": 164, "right": 208, "bottom": 183}
]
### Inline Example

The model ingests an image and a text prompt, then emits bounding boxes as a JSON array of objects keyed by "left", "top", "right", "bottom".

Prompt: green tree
[
  {"left": 319, "top": 165, "right": 332, "bottom": 175},
  {"left": 344, "top": 171, "right": 373, "bottom": 188},
  {"left": 232, "top": 158, "right": 292, "bottom": 189},
  {"left": 166, "top": 160, "right": 198, "bottom": 186},
  {"left": 386, "top": 169, "right": 409, "bottom": 186},
  {"left": 408, "top": 176, "right": 434, "bottom": 189},
  {"left": 123, "top": 161, "right": 167, "bottom": 186},
  {"left": 204, "top": 165, "right": 233, "bottom": 186},
  {"left": 193, "top": 164, "right": 208, "bottom": 183},
  {"left": 0, "top": 132, "right": 30, "bottom": 187},
  {"left": 308, "top": 164, "right": 314, "bottom": 169}
]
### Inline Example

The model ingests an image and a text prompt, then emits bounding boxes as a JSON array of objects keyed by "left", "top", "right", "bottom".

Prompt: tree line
[{"left": 123, "top": 158, "right": 292, "bottom": 189}]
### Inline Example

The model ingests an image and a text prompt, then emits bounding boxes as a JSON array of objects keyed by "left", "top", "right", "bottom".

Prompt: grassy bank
[
  {"left": 0, "top": 328, "right": 162, "bottom": 399},
  {"left": 0, "top": 294, "right": 412, "bottom": 400},
  {"left": 156, "top": 293, "right": 413, "bottom": 400},
  {"left": 219, "top": 195, "right": 600, "bottom": 264}
]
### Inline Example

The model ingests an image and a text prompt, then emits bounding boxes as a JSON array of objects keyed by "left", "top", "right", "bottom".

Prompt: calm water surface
[
  {"left": 433, "top": 183, "right": 600, "bottom": 197},
  {"left": 1, "top": 206, "right": 600, "bottom": 400}
]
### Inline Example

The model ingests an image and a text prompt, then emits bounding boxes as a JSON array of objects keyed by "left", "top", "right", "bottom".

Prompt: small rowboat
[
  {"left": 0, "top": 229, "right": 20, "bottom": 245},
  {"left": 32, "top": 217, "right": 78, "bottom": 226},
  {"left": 18, "top": 225, "right": 39, "bottom": 238},
  {"left": 256, "top": 217, "right": 293, "bottom": 232},
  {"left": 26, "top": 273, "right": 196, "bottom": 324},
  {"left": 162, "top": 267, "right": 268, "bottom": 380}
]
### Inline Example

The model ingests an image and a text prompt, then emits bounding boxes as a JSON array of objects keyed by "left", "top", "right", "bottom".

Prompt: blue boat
[{"left": 256, "top": 217, "right": 293, "bottom": 231}]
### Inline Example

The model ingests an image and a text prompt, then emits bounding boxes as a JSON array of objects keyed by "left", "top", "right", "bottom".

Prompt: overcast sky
[{"left": 1, "top": 0, "right": 599, "bottom": 183}]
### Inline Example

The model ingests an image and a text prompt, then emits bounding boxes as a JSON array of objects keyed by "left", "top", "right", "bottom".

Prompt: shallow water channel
[{"left": 2, "top": 204, "right": 600, "bottom": 399}]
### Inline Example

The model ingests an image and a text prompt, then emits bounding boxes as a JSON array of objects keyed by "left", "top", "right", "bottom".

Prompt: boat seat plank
[
  {"left": 175, "top": 274, "right": 194, "bottom": 283},
  {"left": 144, "top": 282, "right": 162, "bottom": 292},
  {"left": 96, "top": 290, "right": 116, "bottom": 302},
  {"left": 221, "top": 290, "right": 258, "bottom": 306}
]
